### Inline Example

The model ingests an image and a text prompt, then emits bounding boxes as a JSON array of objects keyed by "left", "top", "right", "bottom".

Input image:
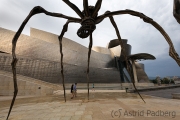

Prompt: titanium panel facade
[
  {"left": 0, "top": 27, "right": 115, "bottom": 68},
  {"left": 0, "top": 27, "right": 152, "bottom": 84},
  {"left": 0, "top": 27, "right": 120, "bottom": 83},
  {"left": 0, "top": 53, "right": 120, "bottom": 83}
]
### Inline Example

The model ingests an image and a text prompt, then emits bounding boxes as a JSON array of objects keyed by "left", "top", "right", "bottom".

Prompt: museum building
[{"left": 0, "top": 27, "right": 154, "bottom": 84}]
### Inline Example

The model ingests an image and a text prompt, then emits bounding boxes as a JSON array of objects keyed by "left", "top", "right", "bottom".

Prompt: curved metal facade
[
  {"left": 92, "top": 46, "right": 111, "bottom": 55},
  {"left": 0, "top": 27, "right": 153, "bottom": 84},
  {"left": 107, "top": 39, "right": 132, "bottom": 57},
  {"left": 0, "top": 27, "right": 120, "bottom": 83},
  {"left": 0, "top": 27, "right": 115, "bottom": 68}
]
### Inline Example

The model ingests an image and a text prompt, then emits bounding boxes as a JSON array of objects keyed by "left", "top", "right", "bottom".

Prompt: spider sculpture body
[{"left": 7, "top": 0, "right": 180, "bottom": 119}]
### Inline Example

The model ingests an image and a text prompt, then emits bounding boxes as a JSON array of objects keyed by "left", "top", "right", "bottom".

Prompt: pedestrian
[
  {"left": 92, "top": 83, "right": 95, "bottom": 91},
  {"left": 71, "top": 84, "right": 74, "bottom": 98},
  {"left": 71, "top": 83, "right": 77, "bottom": 99},
  {"left": 74, "top": 83, "right": 77, "bottom": 97}
]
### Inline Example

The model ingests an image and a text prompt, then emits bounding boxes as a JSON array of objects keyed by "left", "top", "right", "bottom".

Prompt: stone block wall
[{"left": 0, "top": 70, "right": 62, "bottom": 96}]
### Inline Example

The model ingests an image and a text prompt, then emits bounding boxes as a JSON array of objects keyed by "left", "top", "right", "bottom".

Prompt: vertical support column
[
  {"left": 114, "top": 56, "right": 119, "bottom": 70},
  {"left": 118, "top": 59, "right": 125, "bottom": 83},
  {"left": 131, "top": 59, "right": 138, "bottom": 83}
]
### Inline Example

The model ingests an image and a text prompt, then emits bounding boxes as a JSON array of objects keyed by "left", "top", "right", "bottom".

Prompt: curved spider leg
[
  {"left": 58, "top": 21, "right": 69, "bottom": 103},
  {"left": 63, "top": 0, "right": 84, "bottom": 18},
  {"left": 7, "top": 6, "right": 80, "bottom": 120},
  {"left": 87, "top": 33, "right": 93, "bottom": 100},
  {"left": 83, "top": 0, "right": 89, "bottom": 16},
  {"left": 107, "top": 13, "right": 146, "bottom": 103},
  {"left": 92, "top": 0, "right": 102, "bottom": 18},
  {"left": 6, "top": 56, "right": 18, "bottom": 120},
  {"left": 58, "top": 20, "right": 79, "bottom": 102},
  {"left": 97, "top": 9, "right": 180, "bottom": 66}
]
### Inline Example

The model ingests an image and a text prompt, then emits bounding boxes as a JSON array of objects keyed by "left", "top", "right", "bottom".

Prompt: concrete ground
[
  {"left": 0, "top": 90, "right": 180, "bottom": 120},
  {"left": 140, "top": 87, "right": 180, "bottom": 99}
]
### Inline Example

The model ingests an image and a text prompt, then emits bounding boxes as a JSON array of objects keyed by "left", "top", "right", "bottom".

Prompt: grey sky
[{"left": 0, "top": 0, "right": 180, "bottom": 77}]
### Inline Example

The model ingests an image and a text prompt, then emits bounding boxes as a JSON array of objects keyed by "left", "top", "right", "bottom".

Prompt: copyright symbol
[{"left": 111, "top": 109, "right": 122, "bottom": 118}]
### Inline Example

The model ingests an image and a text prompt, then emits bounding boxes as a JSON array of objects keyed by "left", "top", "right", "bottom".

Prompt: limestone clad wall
[
  {"left": 135, "top": 63, "right": 150, "bottom": 83},
  {"left": 0, "top": 70, "right": 62, "bottom": 96}
]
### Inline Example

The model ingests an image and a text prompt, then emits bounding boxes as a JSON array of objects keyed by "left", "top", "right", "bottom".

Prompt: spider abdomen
[{"left": 77, "top": 18, "right": 96, "bottom": 38}]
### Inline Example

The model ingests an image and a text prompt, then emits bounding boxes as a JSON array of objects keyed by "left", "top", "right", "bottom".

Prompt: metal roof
[
  {"left": 128, "top": 53, "right": 156, "bottom": 60},
  {"left": 108, "top": 39, "right": 127, "bottom": 48}
]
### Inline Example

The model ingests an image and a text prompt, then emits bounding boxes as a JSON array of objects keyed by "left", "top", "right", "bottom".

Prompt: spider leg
[
  {"left": 83, "top": 0, "right": 89, "bottom": 16},
  {"left": 6, "top": 58, "right": 18, "bottom": 120},
  {"left": 62, "top": 0, "right": 84, "bottom": 18},
  {"left": 92, "top": 0, "right": 102, "bottom": 18},
  {"left": 97, "top": 9, "right": 180, "bottom": 66},
  {"left": 107, "top": 13, "right": 146, "bottom": 103},
  {"left": 8, "top": 6, "right": 80, "bottom": 120},
  {"left": 87, "top": 33, "right": 93, "bottom": 100},
  {"left": 58, "top": 20, "right": 79, "bottom": 102},
  {"left": 12, "top": 6, "right": 80, "bottom": 60}
]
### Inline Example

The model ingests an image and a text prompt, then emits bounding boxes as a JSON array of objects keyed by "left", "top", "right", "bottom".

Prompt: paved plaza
[
  {"left": 0, "top": 90, "right": 180, "bottom": 120},
  {"left": 140, "top": 87, "right": 180, "bottom": 99}
]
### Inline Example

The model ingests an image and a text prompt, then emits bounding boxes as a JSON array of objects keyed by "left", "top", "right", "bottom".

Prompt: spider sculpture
[{"left": 7, "top": 0, "right": 180, "bottom": 119}]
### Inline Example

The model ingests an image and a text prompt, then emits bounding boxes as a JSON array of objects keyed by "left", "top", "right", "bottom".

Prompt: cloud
[
  {"left": 142, "top": 40, "right": 180, "bottom": 77},
  {"left": 142, "top": 56, "right": 180, "bottom": 77}
]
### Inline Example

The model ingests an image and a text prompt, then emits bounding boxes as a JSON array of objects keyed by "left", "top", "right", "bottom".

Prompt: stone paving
[
  {"left": 0, "top": 90, "right": 180, "bottom": 120},
  {"left": 140, "top": 87, "right": 180, "bottom": 99}
]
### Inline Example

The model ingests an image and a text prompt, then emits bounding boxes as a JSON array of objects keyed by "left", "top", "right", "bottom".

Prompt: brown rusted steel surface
[
  {"left": 58, "top": 20, "right": 70, "bottom": 102},
  {"left": 86, "top": 33, "right": 93, "bottom": 100},
  {"left": 58, "top": 20, "right": 80, "bottom": 102}
]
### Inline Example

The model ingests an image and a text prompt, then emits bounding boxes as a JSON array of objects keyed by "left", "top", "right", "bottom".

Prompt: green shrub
[
  {"left": 151, "top": 79, "right": 157, "bottom": 84},
  {"left": 161, "top": 77, "right": 173, "bottom": 84},
  {"left": 170, "top": 79, "right": 175, "bottom": 84}
]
